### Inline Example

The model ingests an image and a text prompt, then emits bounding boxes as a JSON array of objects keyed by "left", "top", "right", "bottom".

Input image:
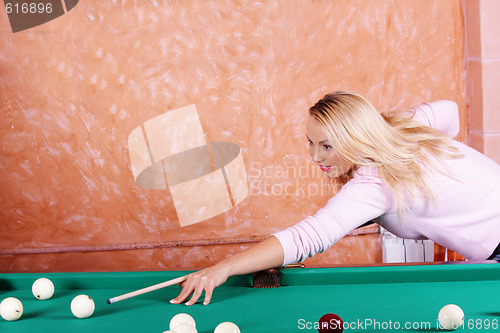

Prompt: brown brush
[
  {"left": 252, "top": 263, "right": 304, "bottom": 288},
  {"left": 253, "top": 268, "right": 281, "bottom": 288}
]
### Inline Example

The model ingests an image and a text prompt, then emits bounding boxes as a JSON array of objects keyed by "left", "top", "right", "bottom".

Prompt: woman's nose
[{"left": 310, "top": 145, "right": 323, "bottom": 163}]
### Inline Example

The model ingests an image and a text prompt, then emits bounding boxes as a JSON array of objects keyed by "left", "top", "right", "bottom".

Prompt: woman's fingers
[
  {"left": 170, "top": 273, "right": 212, "bottom": 305},
  {"left": 171, "top": 264, "right": 230, "bottom": 306},
  {"left": 170, "top": 275, "right": 195, "bottom": 304},
  {"left": 186, "top": 277, "right": 215, "bottom": 306},
  {"left": 202, "top": 284, "right": 214, "bottom": 306},
  {"left": 184, "top": 281, "right": 205, "bottom": 306}
]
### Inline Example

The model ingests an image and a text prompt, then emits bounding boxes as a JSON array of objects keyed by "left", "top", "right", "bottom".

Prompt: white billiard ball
[
  {"left": 32, "top": 278, "right": 55, "bottom": 300},
  {"left": 169, "top": 313, "right": 196, "bottom": 330},
  {"left": 171, "top": 323, "right": 197, "bottom": 333},
  {"left": 0, "top": 297, "right": 23, "bottom": 321},
  {"left": 70, "top": 295, "right": 95, "bottom": 319},
  {"left": 214, "top": 322, "right": 241, "bottom": 333},
  {"left": 438, "top": 304, "right": 464, "bottom": 330}
]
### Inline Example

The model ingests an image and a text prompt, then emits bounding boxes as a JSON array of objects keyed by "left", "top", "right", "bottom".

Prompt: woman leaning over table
[{"left": 170, "top": 91, "right": 500, "bottom": 306}]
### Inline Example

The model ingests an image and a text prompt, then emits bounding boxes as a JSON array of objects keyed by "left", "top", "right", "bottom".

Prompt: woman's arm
[
  {"left": 171, "top": 169, "right": 391, "bottom": 306},
  {"left": 412, "top": 100, "right": 460, "bottom": 138},
  {"left": 170, "top": 235, "right": 284, "bottom": 306}
]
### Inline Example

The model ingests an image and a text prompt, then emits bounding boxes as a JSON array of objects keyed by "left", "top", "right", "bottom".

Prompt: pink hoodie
[{"left": 273, "top": 101, "right": 500, "bottom": 263}]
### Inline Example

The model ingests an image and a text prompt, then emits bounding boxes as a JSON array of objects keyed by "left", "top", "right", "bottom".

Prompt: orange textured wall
[
  {"left": 464, "top": 0, "right": 500, "bottom": 163},
  {"left": 0, "top": 1, "right": 465, "bottom": 272}
]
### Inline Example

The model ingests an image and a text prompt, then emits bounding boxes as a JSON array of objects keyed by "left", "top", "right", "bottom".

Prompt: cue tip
[{"left": 106, "top": 299, "right": 112, "bottom": 304}]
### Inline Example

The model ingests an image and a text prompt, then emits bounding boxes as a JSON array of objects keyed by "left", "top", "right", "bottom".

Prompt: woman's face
[{"left": 307, "top": 116, "right": 353, "bottom": 178}]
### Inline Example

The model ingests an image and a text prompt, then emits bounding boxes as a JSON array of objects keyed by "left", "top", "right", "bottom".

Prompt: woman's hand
[
  {"left": 169, "top": 236, "right": 284, "bottom": 306},
  {"left": 170, "top": 263, "right": 231, "bottom": 306}
]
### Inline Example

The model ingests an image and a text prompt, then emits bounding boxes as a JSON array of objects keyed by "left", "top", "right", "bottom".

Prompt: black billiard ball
[{"left": 318, "top": 313, "right": 343, "bottom": 333}]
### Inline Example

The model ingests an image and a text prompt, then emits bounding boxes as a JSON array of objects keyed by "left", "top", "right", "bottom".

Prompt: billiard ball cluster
[
  {"left": 0, "top": 277, "right": 95, "bottom": 321},
  {"left": 165, "top": 313, "right": 240, "bottom": 333}
]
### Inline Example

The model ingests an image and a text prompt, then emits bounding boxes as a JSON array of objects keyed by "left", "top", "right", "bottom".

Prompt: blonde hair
[{"left": 309, "top": 91, "right": 462, "bottom": 216}]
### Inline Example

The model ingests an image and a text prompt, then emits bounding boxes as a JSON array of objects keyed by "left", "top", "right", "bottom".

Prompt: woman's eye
[{"left": 323, "top": 145, "right": 332, "bottom": 150}]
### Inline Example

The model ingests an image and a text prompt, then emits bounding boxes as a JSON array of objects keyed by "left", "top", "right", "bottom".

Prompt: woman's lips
[{"left": 318, "top": 164, "right": 331, "bottom": 172}]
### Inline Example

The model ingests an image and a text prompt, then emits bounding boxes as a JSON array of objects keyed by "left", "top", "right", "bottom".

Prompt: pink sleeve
[
  {"left": 272, "top": 168, "right": 392, "bottom": 265},
  {"left": 411, "top": 100, "right": 460, "bottom": 138}
]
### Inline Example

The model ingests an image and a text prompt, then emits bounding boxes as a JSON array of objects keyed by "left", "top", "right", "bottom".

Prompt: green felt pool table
[{"left": 1, "top": 262, "right": 499, "bottom": 332}]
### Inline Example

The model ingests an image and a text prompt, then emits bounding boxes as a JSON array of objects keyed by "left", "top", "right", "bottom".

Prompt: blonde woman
[{"left": 170, "top": 91, "right": 500, "bottom": 306}]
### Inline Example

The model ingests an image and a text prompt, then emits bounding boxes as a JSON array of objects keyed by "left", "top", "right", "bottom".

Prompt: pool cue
[{"left": 106, "top": 275, "right": 187, "bottom": 304}]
